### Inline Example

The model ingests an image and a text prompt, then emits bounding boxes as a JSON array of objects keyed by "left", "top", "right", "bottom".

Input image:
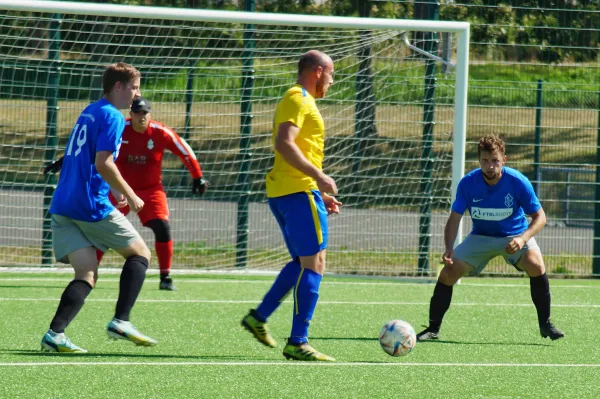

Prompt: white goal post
[
  {"left": 0, "top": 0, "right": 469, "bottom": 273},
  {"left": 1, "top": 0, "right": 469, "bottom": 196}
]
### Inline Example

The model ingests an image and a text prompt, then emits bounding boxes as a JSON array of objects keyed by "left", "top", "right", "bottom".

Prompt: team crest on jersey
[
  {"left": 147, "top": 139, "right": 154, "bottom": 150},
  {"left": 504, "top": 193, "right": 514, "bottom": 208}
]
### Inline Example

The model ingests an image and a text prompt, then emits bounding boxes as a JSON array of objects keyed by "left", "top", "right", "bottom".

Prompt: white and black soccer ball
[{"left": 379, "top": 319, "right": 416, "bottom": 357}]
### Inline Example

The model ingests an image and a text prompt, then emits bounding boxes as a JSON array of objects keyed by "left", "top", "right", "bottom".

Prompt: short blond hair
[{"left": 102, "top": 62, "right": 140, "bottom": 94}]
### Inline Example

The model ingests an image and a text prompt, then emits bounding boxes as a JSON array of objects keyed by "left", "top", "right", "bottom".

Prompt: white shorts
[
  {"left": 51, "top": 210, "right": 141, "bottom": 263},
  {"left": 453, "top": 233, "right": 540, "bottom": 275}
]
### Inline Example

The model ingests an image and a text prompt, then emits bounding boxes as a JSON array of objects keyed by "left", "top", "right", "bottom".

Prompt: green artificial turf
[{"left": 0, "top": 273, "right": 598, "bottom": 398}]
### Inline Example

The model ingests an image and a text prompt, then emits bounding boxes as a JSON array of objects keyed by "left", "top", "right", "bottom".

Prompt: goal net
[{"left": 0, "top": 1, "right": 469, "bottom": 275}]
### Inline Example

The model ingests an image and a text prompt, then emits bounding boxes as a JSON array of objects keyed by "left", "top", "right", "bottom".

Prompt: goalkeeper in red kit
[{"left": 44, "top": 97, "right": 208, "bottom": 291}]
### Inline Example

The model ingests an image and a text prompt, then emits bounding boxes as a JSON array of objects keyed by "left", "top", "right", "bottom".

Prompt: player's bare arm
[
  {"left": 95, "top": 151, "right": 144, "bottom": 212},
  {"left": 275, "top": 121, "right": 337, "bottom": 195},
  {"left": 506, "top": 208, "right": 546, "bottom": 254},
  {"left": 442, "top": 211, "right": 463, "bottom": 266}
]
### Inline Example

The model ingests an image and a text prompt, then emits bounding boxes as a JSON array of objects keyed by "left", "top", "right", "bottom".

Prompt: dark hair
[
  {"left": 298, "top": 50, "right": 330, "bottom": 75},
  {"left": 102, "top": 62, "right": 140, "bottom": 94},
  {"left": 478, "top": 134, "right": 506, "bottom": 156}
]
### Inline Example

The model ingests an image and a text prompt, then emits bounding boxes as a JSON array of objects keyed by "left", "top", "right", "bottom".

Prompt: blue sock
[
  {"left": 289, "top": 268, "right": 322, "bottom": 345},
  {"left": 255, "top": 260, "right": 301, "bottom": 322}
]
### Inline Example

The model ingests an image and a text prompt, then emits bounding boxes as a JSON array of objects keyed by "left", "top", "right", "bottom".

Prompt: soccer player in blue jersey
[
  {"left": 417, "top": 134, "right": 564, "bottom": 342},
  {"left": 241, "top": 50, "right": 341, "bottom": 361},
  {"left": 40, "top": 62, "right": 157, "bottom": 353}
]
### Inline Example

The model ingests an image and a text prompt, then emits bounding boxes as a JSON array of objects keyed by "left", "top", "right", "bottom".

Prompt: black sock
[
  {"left": 49, "top": 280, "right": 93, "bottom": 333},
  {"left": 114, "top": 255, "right": 148, "bottom": 322},
  {"left": 530, "top": 273, "right": 551, "bottom": 325},
  {"left": 160, "top": 273, "right": 170, "bottom": 281},
  {"left": 428, "top": 281, "right": 453, "bottom": 332}
]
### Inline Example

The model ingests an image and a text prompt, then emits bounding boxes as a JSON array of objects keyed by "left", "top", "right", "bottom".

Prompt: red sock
[
  {"left": 96, "top": 249, "right": 104, "bottom": 264},
  {"left": 155, "top": 240, "right": 173, "bottom": 275}
]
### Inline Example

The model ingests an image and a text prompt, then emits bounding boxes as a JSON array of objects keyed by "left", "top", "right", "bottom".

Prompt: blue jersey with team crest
[
  {"left": 452, "top": 166, "right": 541, "bottom": 237},
  {"left": 50, "top": 98, "right": 124, "bottom": 222}
]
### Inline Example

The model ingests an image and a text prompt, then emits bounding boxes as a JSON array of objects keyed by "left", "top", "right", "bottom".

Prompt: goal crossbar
[{"left": 2, "top": 0, "right": 469, "bottom": 33}]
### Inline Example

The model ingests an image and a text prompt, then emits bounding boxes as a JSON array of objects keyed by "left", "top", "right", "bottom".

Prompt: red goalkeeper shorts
[{"left": 109, "top": 186, "right": 169, "bottom": 226}]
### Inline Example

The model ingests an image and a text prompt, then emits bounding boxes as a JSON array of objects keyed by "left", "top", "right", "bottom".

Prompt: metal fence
[
  {"left": 1, "top": 0, "right": 599, "bottom": 276},
  {"left": 392, "top": 0, "right": 600, "bottom": 275}
]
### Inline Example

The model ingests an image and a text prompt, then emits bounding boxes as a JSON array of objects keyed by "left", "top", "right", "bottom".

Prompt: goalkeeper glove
[
  {"left": 43, "top": 156, "right": 64, "bottom": 175},
  {"left": 192, "top": 177, "right": 209, "bottom": 196}
]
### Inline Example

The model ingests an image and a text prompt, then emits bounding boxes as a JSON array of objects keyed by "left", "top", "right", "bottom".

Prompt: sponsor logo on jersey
[
  {"left": 147, "top": 139, "right": 154, "bottom": 150},
  {"left": 471, "top": 207, "right": 513, "bottom": 221},
  {"left": 128, "top": 155, "right": 147, "bottom": 164}
]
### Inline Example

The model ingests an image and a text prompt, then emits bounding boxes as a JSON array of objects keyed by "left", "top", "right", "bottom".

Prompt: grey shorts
[
  {"left": 51, "top": 210, "right": 142, "bottom": 263},
  {"left": 453, "top": 233, "right": 540, "bottom": 275}
]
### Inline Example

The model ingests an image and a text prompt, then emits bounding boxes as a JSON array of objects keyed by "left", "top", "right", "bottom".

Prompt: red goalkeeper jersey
[{"left": 116, "top": 119, "right": 202, "bottom": 190}]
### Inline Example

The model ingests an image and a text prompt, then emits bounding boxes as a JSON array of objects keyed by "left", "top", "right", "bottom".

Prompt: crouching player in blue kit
[
  {"left": 41, "top": 62, "right": 157, "bottom": 353},
  {"left": 417, "top": 134, "right": 565, "bottom": 342},
  {"left": 241, "top": 50, "right": 341, "bottom": 361}
]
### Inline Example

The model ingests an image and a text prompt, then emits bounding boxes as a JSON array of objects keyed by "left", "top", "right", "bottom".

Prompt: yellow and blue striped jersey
[{"left": 266, "top": 84, "right": 325, "bottom": 198}]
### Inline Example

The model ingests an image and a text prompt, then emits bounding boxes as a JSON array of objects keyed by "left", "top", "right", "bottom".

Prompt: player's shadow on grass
[
  {"left": 310, "top": 337, "right": 550, "bottom": 347},
  {"left": 3, "top": 349, "right": 259, "bottom": 360},
  {"left": 310, "top": 337, "right": 378, "bottom": 341},
  {"left": 417, "top": 339, "right": 551, "bottom": 347},
  {"left": 0, "top": 284, "right": 110, "bottom": 290}
]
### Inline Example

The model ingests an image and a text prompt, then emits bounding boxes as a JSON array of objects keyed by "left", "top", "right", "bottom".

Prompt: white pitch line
[
  {"left": 0, "top": 361, "right": 599, "bottom": 367},
  {"left": 1, "top": 268, "right": 598, "bottom": 288},
  {"left": 0, "top": 267, "right": 280, "bottom": 276},
  {"left": 0, "top": 277, "right": 597, "bottom": 289},
  {"left": 0, "top": 297, "right": 598, "bottom": 308}
]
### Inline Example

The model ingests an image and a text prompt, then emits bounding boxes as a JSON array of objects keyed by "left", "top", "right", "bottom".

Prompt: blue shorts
[{"left": 268, "top": 190, "right": 328, "bottom": 260}]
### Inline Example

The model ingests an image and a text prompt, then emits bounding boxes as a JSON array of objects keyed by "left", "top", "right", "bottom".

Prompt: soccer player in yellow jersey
[{"left": 242, "top": 50, "right": 341, "bottom": 361}]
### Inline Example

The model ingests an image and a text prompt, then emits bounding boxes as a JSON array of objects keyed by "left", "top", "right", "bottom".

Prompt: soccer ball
[{"left": 379, "top": 319, "right": 416, "bottom": 357}]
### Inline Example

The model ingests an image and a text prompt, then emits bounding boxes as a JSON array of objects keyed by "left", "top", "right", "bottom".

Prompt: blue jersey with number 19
[{"left": 50, "top": 98, "right": 124, "bottom": 222}]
